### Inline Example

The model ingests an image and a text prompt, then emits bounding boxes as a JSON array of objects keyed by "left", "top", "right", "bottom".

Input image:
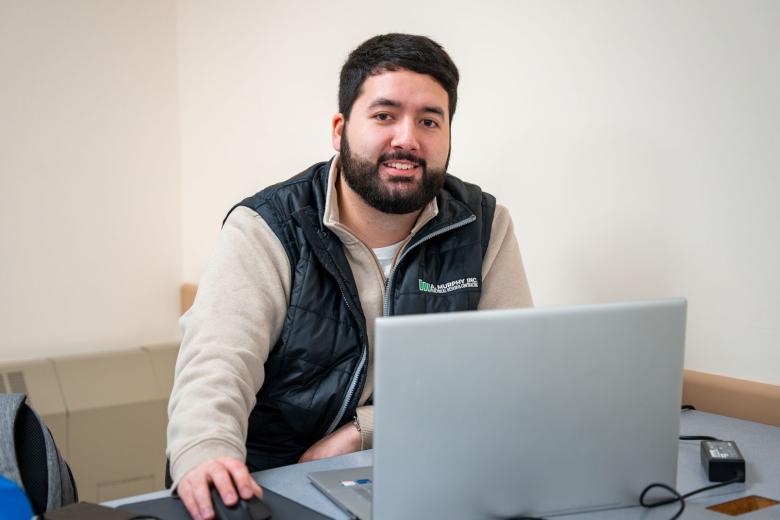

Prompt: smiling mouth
[{"left": 382, "top": 161, "right": 420, "bottom": 173}]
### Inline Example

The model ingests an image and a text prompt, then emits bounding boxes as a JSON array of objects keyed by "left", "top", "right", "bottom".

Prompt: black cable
[
  {"left": 679, "top": 435, "right": 720, "bottom": 441},
  {"left": 678, "top": 406, "right": 719, "bottom": 440},
  {"left": 640, "top": 483, "right": 685, "bottom": 519},
  {"left": 639, "top": 470, "right": 744, "bottom": 520}
]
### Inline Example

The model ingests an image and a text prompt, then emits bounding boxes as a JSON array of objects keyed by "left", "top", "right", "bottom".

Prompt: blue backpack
[{"left": 0, "top": 394, "right": 77, "bottom": 514}]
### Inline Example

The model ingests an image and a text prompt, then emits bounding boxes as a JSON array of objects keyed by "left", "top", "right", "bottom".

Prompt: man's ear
[{"left": 332, "top": 113, "right": 345, "bottom": 152}]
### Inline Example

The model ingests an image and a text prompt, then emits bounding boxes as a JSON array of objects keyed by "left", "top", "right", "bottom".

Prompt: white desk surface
[{"left": 106, "top": 411, "right": 780, "bottom": 519}]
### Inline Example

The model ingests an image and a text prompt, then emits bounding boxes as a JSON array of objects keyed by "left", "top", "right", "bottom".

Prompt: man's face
[{"left": 333, "top": 69, "right": 451, "bottom": 214}]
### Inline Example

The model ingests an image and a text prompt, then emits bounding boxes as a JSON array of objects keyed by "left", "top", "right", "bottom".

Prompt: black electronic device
[
  {"left": 700, "top": 440, "right": 746, "bottom": 483},
  {"left": 210, "top": 487, "right": 272, "bottom": 520}
]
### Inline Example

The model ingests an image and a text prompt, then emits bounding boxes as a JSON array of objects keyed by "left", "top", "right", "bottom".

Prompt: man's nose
[{"left": 390, "top": 117, "right": 420, "bottom": 151}]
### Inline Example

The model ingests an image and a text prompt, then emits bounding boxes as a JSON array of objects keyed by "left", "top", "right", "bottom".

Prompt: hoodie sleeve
[
  {"left": 166, "top": 206, "right": 291, "bottom": 489},
  {"left": 479, "top": 204, "right": 533, "bottom": 309}
]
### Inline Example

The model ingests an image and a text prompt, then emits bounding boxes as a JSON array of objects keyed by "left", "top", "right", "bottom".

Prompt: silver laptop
[{"left": 309, "top": 299, "right": 686, "bottom": 519}]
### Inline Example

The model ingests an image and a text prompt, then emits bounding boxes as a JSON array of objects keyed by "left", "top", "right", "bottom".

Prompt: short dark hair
[{"left": 338, "top": 33, "right": 460, "bottom": 122}]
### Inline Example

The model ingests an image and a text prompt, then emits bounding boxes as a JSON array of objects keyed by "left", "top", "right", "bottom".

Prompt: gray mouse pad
[{"left": 117, "top": 488, "right": 333, "bottom": 520}]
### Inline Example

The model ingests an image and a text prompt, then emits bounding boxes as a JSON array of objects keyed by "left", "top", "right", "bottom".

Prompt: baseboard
[{"left": 683, "top": 370, "right": 780, "bottom": 427}]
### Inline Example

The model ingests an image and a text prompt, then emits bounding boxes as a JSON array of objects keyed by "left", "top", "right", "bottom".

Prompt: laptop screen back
[{"left": 373, "top": 299, "right": 686, "bottom": 519}]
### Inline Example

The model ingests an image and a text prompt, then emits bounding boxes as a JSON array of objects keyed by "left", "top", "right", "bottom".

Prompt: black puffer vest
[{"left": 229, "top": 160, "right": 495, "bottom": 471}]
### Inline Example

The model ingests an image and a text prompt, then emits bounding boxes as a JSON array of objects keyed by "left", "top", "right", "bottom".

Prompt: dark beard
[{"left": 340, "top": 132, "right": 446, "bottom": 215}]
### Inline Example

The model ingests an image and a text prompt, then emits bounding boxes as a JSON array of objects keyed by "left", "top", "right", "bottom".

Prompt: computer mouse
[{"left": 210, "top": 487, "right": 272, "bottom": 520}]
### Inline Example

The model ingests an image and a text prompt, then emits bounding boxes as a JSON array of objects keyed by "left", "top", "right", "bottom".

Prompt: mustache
[{"left": 377, "top": 150, "right": 427, "bottom": 169}]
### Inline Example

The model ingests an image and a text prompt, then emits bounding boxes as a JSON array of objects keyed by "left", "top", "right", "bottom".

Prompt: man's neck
[{"left": 336, "top": 173, "right": 420, "bottom": 249}]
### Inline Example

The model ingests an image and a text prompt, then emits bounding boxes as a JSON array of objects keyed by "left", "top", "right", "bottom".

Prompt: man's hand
[
  {"left": 177, "top": 457, "right": 262, "bottom": 520},
  {"left": 299, "top": 421, "right": 362, "bottom": 463}
]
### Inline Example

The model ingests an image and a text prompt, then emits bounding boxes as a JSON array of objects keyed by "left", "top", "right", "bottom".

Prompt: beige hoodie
[{"left": 167, "top": 158, "right": 533, "bottom": 486}]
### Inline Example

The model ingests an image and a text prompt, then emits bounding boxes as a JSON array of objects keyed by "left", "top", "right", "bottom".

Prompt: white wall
[
  {"left": 177, "top": 1, "right": 779, "bottom": 385},
  {"left": 0, "top": 2, "right": 775, "bottom": 385},
  {"left": 0, "top": 1, "right": 182, "bottom": 361}
]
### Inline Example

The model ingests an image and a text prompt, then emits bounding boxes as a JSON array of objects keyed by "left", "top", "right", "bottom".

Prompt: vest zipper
[
  {"left": 324, "top": 282, "right": 368, "bottom": 435},
  {"left": 326, "top": 214, "right": 476, "bottom": 435},
  {"left": 383, "top": 215, "right": 477, "bottom": 317}
]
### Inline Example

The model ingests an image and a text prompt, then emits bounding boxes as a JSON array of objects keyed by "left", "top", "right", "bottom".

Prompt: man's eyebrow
[
  {"left": 421, "top": 106, "right": 445, "bottom": 118},
  {"left": 368, "top": 98, "right": 401, "bottom": 110}
]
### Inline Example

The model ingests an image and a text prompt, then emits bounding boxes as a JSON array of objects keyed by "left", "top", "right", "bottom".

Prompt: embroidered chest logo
[{"left": 418, "top": 277, "right": 479, "bottom": 294}]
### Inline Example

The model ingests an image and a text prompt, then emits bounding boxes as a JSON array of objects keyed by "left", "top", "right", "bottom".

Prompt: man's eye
[
  {"left": 374, "top": 113, "right": 392, "bottom": 121},
  {"left": 422, "top": 119, "right": 439, "bottom": 128}
]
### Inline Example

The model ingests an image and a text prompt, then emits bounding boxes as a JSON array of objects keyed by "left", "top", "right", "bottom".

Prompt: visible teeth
[{"left": 386, "top": 162, "right": 415, "bottom": 170}]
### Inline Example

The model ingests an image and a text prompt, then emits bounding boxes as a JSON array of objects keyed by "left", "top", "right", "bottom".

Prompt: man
[{"left": 167, "top": 33, "right": 532, "bottom": 520}]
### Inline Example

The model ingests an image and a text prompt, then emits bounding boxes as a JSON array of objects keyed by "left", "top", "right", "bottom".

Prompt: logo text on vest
[{"left": 418, "top": 277, "right": 479, "bottom": 294}]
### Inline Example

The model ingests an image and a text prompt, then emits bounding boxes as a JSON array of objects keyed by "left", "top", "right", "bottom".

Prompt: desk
[{"left": 107, "top": 411, "right": 780, "bottom": 519}]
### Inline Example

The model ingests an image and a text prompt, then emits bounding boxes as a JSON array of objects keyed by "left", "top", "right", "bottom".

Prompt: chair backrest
[{"left": 0, "top": 394, "right": 78, "bottom": 514}]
